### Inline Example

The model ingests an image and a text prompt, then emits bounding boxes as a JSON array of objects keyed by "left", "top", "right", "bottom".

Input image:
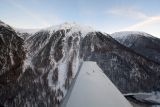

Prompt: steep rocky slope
[{"left": 0, "top": 21, "right": 25, "bottom": 106}]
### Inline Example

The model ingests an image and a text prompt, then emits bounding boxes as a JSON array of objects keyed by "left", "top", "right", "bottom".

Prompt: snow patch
[
  {"left": 91, "top": 43, "right": 94, "bottom": 52},
  {"left": 9, "top": 52, "right": 14, "bottom": 65},
  {"left": 22, "top": 57, "right": 34, "bottom": 73}
]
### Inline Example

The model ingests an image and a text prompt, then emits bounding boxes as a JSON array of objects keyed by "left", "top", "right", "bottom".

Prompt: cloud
[
  {"left": 106, "top": 6, "right": 160, "bottom": 38},
  {"left": 122, "top": 16, "right": 160, "bottom": 30},
  {"left": 120, "top": 16, "right": 160, "bottom": 38},
  {"left": 107, "top": 7, "right": 148, "bottom": 19}
]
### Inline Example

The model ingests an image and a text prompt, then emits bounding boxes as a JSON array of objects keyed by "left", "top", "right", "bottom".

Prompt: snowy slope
[
  {"left": 62, "top": 61, "right": 132, "bottom": 107},
  {"left": 45, "top": 22, "right": 94, "bottom": 37},
  {"left": 111, "top": 31, "right": 160, "bottom": 63},
  {"left": 111, "top": 31, "right": 157, "bottom": 48},
  {"left": 111, "top": 31, "right": 154, "bottom": 39},
  {"left": 111, "top": 31, "right": 155, "bottom": 48}
]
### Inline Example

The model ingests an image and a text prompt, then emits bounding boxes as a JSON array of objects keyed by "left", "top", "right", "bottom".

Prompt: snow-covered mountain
[
  {"left": 0, "top": 21, "right": 160, "bottom": 107},
  {"left": 111, "top": 31, "right": 160, "bottom": 64}
]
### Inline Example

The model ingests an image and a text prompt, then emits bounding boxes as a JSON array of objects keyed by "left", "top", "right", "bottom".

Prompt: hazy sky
[{"left": 1, "top": 0, "right": 160, "bottom": 37}]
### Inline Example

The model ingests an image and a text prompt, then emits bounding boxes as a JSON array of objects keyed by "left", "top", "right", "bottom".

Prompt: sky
[{"left": 0, "top": 0, "right": 160, "bottom": 37}]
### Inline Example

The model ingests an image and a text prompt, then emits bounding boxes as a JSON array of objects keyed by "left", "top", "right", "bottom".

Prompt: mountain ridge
[{"left": 111, "top": 31, "right": 160, "bottom": 64}]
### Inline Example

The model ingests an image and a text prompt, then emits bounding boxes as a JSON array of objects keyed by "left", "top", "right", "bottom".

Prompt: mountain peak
[
  {"left": 52, "top": 22, "right": 93, "bottom": 30},
  {"left": 111, "top": 31, "right": 154, "bottom": 39},
  {"left": 46, "top": 22, "right": 95, "bottom": 37},
  {"left": 57, "top": 22, "right": 80, "bottom": 29}
]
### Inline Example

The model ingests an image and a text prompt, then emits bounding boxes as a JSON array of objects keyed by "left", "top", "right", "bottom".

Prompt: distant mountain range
[
  {"left": 0, "top": 20, "right": 160, "bottom": 107},
  {"left": 112, "top": 31, "right": 160, "bottom": 64}
]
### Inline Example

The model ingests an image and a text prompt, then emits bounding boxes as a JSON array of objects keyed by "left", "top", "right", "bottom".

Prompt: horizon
[{"left": 1, "top": 0, "right": 160, "bottom": 38}]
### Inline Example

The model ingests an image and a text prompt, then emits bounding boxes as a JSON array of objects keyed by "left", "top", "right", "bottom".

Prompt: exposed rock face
[
  {"left": 111, "top": 31, "right": 160, "bottom": 64},
  {"left": 0, "top": 21, "right": 160, "bottom": 107}
]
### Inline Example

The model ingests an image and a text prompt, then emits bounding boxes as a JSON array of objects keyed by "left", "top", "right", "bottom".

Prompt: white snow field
[{"left": 61, "top": 61, "right": 132, "bottom": 107}]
